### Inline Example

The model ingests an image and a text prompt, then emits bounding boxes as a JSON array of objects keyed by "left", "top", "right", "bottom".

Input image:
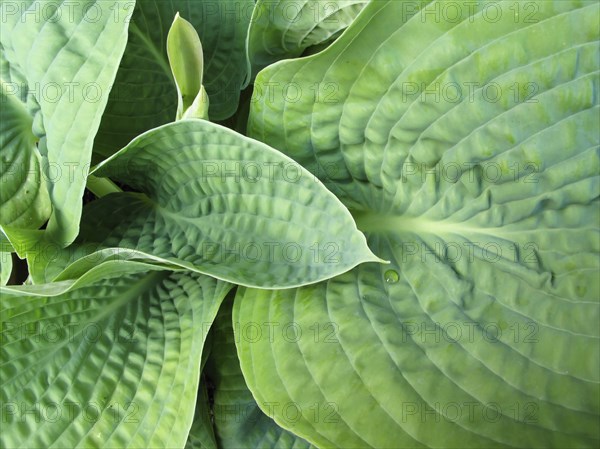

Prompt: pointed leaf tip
[{"left": 167, "top": 12, "right": 209, "bottom": 120}]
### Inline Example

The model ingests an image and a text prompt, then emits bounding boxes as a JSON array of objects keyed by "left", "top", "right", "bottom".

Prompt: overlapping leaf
[
  {"left": 246, "top": 0, "right": 367, "bottom": 79},
  {"left": 85, "top": 120, "right": 380, "bottom": 288},
  {"left": 0, "top": 0, "right": 132, "bottom": 244},
  {"left": 1, "top": 262, "right": 231, "bottom": 448},
  {"left": 239, "top": 0, "right": 600, "bottom": 447}
]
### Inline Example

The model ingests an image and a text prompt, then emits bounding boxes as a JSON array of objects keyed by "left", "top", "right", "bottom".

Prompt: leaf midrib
[{"left": 354, "top": 212, "right": 514, "bottom": 238}]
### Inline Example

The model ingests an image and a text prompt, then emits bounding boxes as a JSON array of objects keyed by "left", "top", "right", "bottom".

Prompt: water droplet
[{"left": 384, "top": 269, "right": 399, "bottom": 284}]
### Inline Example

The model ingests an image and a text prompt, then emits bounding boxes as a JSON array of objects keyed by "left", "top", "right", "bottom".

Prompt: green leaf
[
  {"left": 94, "top": 0, "right": 253, "bottom": 159},
  {"left": 167, "top": 13, "right": 209, "bottom": 120},
  {"left": 203, "top": 295, "right": 315, "bottom": 449},
  {"left": 0, "top": 0, "right": 132, "bottom": 245},
  {"left": 87, "top": 119, "right": 381, "bottom": 288},
  {"left": 0, "top": 263, "right": 232, "bottom": 448},
  {"left": 246, "top": 0, "right": 367, "bottom": 80},
  {"left": 239, "top": 0, "right": 600, "bottom": 447}
]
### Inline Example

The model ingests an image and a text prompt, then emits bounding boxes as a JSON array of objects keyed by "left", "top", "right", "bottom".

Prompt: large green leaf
[
  {"left": 0, "top": 0, "right": 132, "bottom": 244},
  {"left": 85, "top": 120, "right": 381, "bottom": 288},
  {"left": 238, "top": 0, "right": 600, "bottom": 447},
  {"left": 94, "top": 0, "right": 253, "bottom": 159},
  {"left": 0, "top": 262, "right": 232, "bottom": 448},
  {"left": 246, "top": 0, "right": 367, "bottom": 79},
  {"left": 201, "top": 295, "right": 315, "bottom": 448}
]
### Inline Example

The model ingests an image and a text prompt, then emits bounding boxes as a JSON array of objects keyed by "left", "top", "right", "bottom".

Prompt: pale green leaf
[
  {"left": 167, "top": 13, "right": 209, "bottom": 120},
  {"left": 240, "top": 1, "right": 600, "bottom": 447},
  {"left": 86, "top": 174, "right": 123, "bottom": 198},
  {"left": 0, "top": 263, "right": 232, "bottom": 448},
  {"left": 0, "top": 0, "right": 132, "bottom": 244},
  {"left": 87, "top": 120, "right": 381, "bottom": 288},
  {"left": 246, "top": 0, "right": 367, "bottom": 80}
]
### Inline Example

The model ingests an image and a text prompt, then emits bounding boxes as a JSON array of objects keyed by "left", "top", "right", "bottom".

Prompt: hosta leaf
[
  {"left": 239, "top": 0, "right": 600, "bottom": 447},
  {"left": 0, "top": 262, "right": 232, "bottom": 448},
  {"left": 246, "top": 0, "right": 368, "bottom": 79},
  {"left": 202, "top": 295, "right": 315, "bottom": 448},
  {"left": 0, "top": 0, "right": 132, "bottom": 244},
  {"left": 86, "top": 119, "right": 381, "bottom": 288},
  {"left": 94, "top": 0, "right": 253, "bottom": 158}
]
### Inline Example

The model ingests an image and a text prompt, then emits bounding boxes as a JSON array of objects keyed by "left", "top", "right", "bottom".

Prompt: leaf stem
[{"left": 86, "top": 175, "right": 122, "bottom": 198}]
